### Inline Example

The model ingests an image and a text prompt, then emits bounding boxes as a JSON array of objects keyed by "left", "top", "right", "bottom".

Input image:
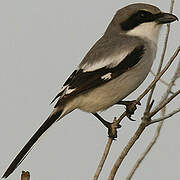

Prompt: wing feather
[{"left": 53, "top": 45, "right": 145, "bottom": 107}]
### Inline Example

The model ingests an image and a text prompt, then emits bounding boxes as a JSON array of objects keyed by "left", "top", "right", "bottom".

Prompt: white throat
[{"left": 127, "top": 22, "right": 162, "bottom": 44}]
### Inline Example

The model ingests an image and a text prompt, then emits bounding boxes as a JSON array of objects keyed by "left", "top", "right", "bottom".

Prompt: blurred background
[{"left": 0, "top": 0, "right": 180, "bottom": 179}]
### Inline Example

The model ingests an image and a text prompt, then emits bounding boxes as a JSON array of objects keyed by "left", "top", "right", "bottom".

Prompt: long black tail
[{"left": 2, "top": 109, "right": 63, "bottom": 179}]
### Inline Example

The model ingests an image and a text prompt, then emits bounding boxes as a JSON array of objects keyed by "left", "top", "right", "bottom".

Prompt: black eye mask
[{"left": 120, "top": 10, "right": 161, "bottom": 31}]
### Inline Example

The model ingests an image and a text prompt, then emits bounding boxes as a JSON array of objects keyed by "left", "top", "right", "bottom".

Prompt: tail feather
[{"left": 2, "top": 109, "right": 63, "bottom": 179}]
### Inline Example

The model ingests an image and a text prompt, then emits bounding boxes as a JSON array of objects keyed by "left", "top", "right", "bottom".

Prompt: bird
[{"left": 2, "top": 3, "right": 178, "bottom": 179}]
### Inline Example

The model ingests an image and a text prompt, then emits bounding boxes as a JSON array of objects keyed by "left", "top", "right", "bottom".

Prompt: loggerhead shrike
[{"left": 2, "top": 3, "right": 178, "bottom": 179}]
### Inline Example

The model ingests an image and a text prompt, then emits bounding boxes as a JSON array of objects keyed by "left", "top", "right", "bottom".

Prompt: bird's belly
[{"left": 78, "top": 61, "right": 152, "bottom": 112}]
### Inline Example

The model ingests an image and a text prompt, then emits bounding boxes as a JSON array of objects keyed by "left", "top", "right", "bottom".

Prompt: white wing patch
[
  {"left": 81, "top": 51, "right": 129, "bottom": 72},
  {"left": 59, "top": 85, "right": 68, "bottom": 93},
  {"left": 101, "top": 73, "right": 112, "bottom": 80},
  {"left": 65, "top": 86, "right": 76, "bottom": 95}
]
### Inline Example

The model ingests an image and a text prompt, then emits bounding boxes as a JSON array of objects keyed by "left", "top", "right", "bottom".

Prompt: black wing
[{"left": 53, "top": 45, "right": 145, "bottom": 107}]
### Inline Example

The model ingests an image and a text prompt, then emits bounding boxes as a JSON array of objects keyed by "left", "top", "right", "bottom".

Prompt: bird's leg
[
  {"left": 92, "top": 113, "right": 121, "bottom": 139},
  {"left": 92, "top": 113, "right": 110, "bottom": 128},
  {"left": 116, "top": 100, "right": 141, "bottom": 121}
]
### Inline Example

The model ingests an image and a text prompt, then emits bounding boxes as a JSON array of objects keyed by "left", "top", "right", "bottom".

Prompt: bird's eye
[
  {"left": 139, "top": 12, "right": 146, "bottom": 18},
  {"left": 137, "top": 10, "right": 153, "bottom": 20}
]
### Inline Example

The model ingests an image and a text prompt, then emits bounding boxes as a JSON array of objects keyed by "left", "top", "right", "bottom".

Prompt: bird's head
[{"left": 105, "top": 3, "right": 178, "bottom": 43}]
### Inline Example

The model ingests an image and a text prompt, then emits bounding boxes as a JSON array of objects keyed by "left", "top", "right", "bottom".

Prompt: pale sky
[{"left": 0, "top": 0, "right": 180, "bottom": 180}]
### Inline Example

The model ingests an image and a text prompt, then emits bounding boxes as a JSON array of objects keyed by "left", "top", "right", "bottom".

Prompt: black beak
[{"left": 156, "top": 12, "right": 178, "bottom": 24}]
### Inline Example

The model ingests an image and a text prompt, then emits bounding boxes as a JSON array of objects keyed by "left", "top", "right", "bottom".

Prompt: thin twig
[
  {"left": 148, "top": 89, "right": 180, "bottom": 118},
  {"left": 126, "top": 121, "right": 163, "bottom": 180},
  {"left": 150, "top": 107, "right": 180, "bottom": 125},
  {"left": 176, "top": 58, "right": 180, "bottom": 77},
  {"left": 93, "top": 138, "right": 113, "bottom": 180},
  {"left": 93, "top": 117, "right": 117, "bottom": 180},
  {"left": 108, "top": 122, "right": 147, "bottom": 180},
  {"left": 150, "top": 70, "right": 170, "bottom": 86},
  {"left": 158, "top": 60, "right": 180, "bottom": 103},
  {"left": 108, "top": 98, "right": 180, "bottom": 180}
]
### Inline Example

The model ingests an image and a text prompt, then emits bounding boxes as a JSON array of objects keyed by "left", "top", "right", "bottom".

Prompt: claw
[
  {"left": 126, "top": 113, "right": 136, "bottom": 121},
  {"left": 107, "top": 122, "right": 122, "bottom": 139},
  {"left": 117, "top": 124, "right": 122, "bottom": 128},
  {"left": 117, "top": 100, "right": 141, "bottom": 121},
  {"left": 92, "top": 113, "right": 122, "bottom": 139}
]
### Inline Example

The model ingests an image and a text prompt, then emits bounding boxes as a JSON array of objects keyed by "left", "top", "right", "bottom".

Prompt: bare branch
[
  {"left": 159, "top": 60, "right": 180, "bottom": 101},
  {"left": 126, "top": 121, "right": 163, "bottom": 180},
  {"left": 93, "top": 117, "right": 117, "bottom": 179},
  {"left": 148, "top": 89, "right": 180, "bottom": 118},
  {"left": 148, "top": 58, "right": 180, "bottom": 120},
  {"left": 148, "top": 57, "right": 180, "bottom": 120},
  {"left": 176, "top": 59, "right": 180, "bottom": 78},
  {"left": 108, "top": 122, "right": 147, "bottom": 180},
  {"left": 150, "top": 70, "right": 171, "bottom": 87},
  {"left": 149, "top": 107, "right": 180, "bottom": 125},
  {"left": 108, "top": 86, "right": 180, "bottom": 180},
  {"left": 93, "top": 138, "right": 113, "bottom": 180}
]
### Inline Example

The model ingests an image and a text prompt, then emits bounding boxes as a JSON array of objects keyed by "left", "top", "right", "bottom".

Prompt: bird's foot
[
  {"left": 92, "top": 113, "right": 121, "bottom": 139},
  {"left": 116, "top": 100, "right": 141, "bottom": 121},
  {"left": 106, "top": 119, "right": 121, "bottom": 139}
]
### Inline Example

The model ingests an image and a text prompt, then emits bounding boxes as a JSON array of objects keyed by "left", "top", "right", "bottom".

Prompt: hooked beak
[{"left": 156, "top": 12, "right": 178, "bottom": 24}]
